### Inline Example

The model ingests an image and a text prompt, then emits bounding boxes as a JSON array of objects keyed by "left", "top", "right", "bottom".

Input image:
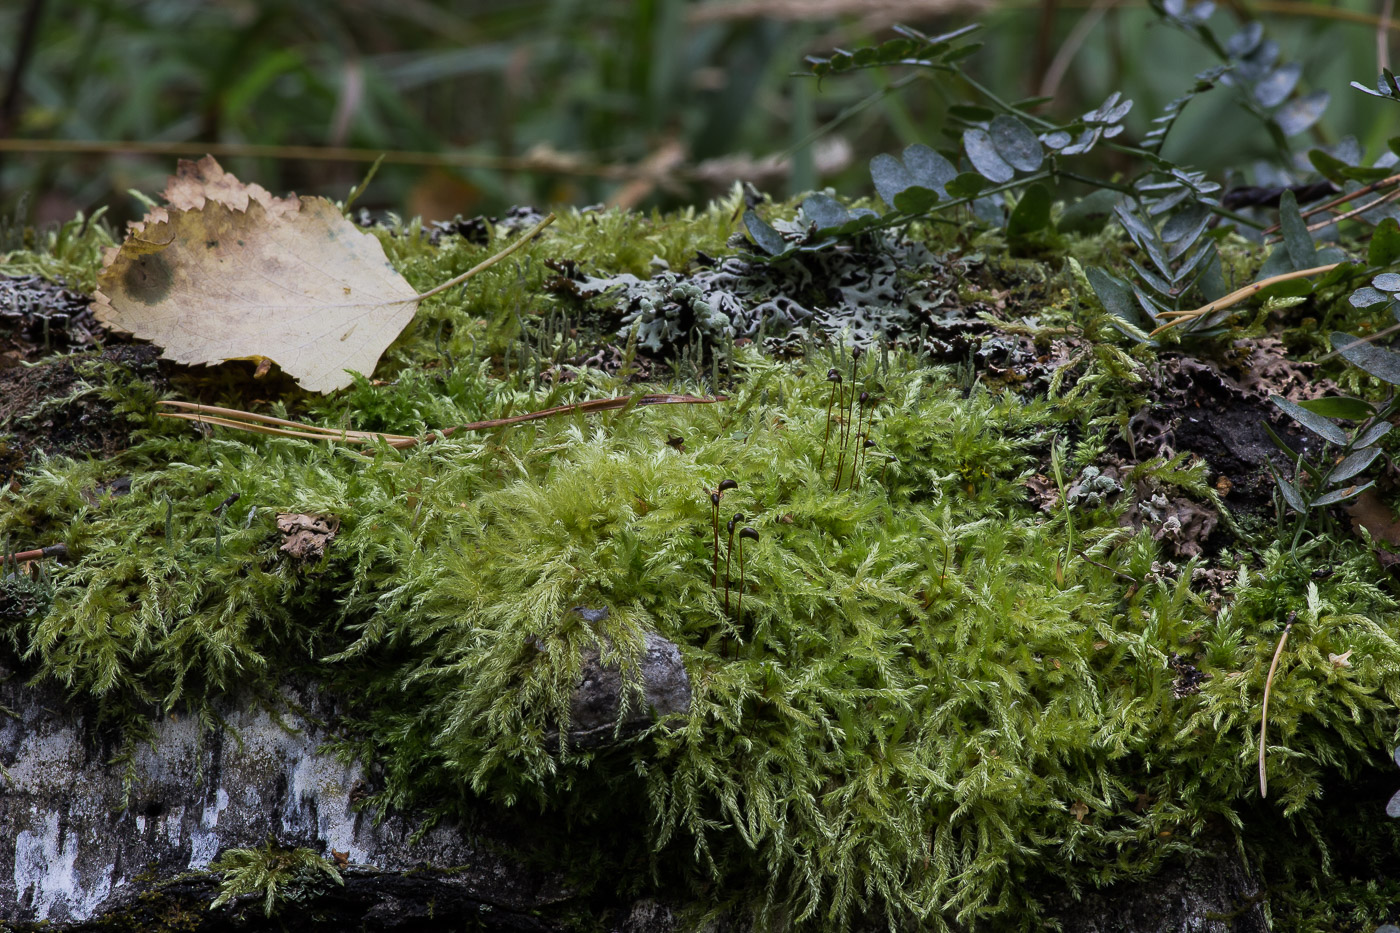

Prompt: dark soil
[
  {"left": 1122, "top": 352, "right": 1318, "bottom": 523},
  {"left": 0, "top": 343, "right": 167, "bottom": 485},
  {"left": 0, "top": 273, "right": 99, "bottom": 363}
]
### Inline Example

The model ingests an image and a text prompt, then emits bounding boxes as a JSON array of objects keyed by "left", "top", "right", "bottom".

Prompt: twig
[
  {"left": 157, "top": 401, "right": 413, "bottom": 441},
  {"left": 5, "top": 543, "right": 67, "bottom": 564},
  {"left": 1149, "top": 264, "right": 1340, "bottom": 335},
  {"left": 1316, "top": 320, "right": 1400, "bottom": 363},
  {"left": 1260, "top": 172, "right": 1400, "bottom": 236},
  {"left": 1382, "top": 0, "right": 1396, "bottom": 73},
  {"left": 158, "top": 393, "right": 726, "bottom": 450},
  {"left": 1265, "top": 186, "right": 1400, "bottom": 243},
  {"left": 1259, "top": 611, "right": 1297, "bottom": 799},
  {"left": 1301, "top": 187, "right": 1400, "bottom": 237}
]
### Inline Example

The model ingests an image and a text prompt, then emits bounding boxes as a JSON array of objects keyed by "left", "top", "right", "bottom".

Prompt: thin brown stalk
[
  {"left": 834, "top": 350, "right": 860, "bottom": 490},
  {"left": 1039, "top": 0, "right": 1114, "bottom": 99},
  {"left": 1301, "top": 187, "right": 1400, "bottom": 236},
  {"left": 1263, "top": 186, "right": 1400, "bottom": 244},
  {"left": 711, "top": 498, "right": 721, "bottom": 589},
  {"left": 158, "top": 393, "right": 725, "bottom": 450},
  {"left": 157, "top": 411, "right": 412, "bottom": 444},
  {"left": 157, "top": 400, "right": 409, "bottom": 440},
  {"left": 1259, "top": 611, "right": 1297, "bottom": 799},
  {"left": 1317, "top": 320, "right": 1400, "bottom": 363},
  {"left": 819, "top": 376, "right": 838, "bottom": 470},
  {"left": 1260, "top": 173, "right": 1400, "bottom": 236},
  {"left": 832, "top": 387, "right": 848, "bottom": 489},
  {"left": 1381, "top": 0, "right": 1395, "bottom": 72},
  {"left": 725, "top": 520, "right": 737, "bottom": 613},
  {"left": 848, "top": 392, "right": 868, "bottom": 491}
]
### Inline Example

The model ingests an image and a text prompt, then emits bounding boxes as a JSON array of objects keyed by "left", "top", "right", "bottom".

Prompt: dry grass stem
[
  {"left": 158, "top": 393, "right": 725, "bottom": 450},
  {"left": 1259, "top": 611, "right": 1298, "bottom": 799},
  {"left": 1150, "top": 264, "right": 1340, "bottom": 335}
]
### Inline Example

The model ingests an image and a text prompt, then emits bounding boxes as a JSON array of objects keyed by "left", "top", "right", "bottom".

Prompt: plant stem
[
  {"left": 835, "top": 351, "right": 860, "bottom": 490},
  {"left": 1259, "top": 612, "right": 1297, "bottom": 799},
  {"left": 849, "top": 392, "right": 868, "bottom": 491},
  {"left": 711, "top": 498, "right": 720, "bottom": 588},
  {"left": 157, "top": 393, "right": 726, "bottom": 450},
  {"left": 725, "top": 521, "right": 736, "bottom": 612},
  {"left": 413, "top": 213, "right": 557, "bottom": 301},
  {"left": 4, "top": 542, "right": 66, "bottom": 564},
  {"left": 820, "top": 379, "right": 837, "bottom": 470},
  {"left": 954, "top": 71, "right": 1058, "bottom": 130},
  {"left": 1261, "top": 171, "right": 1400, "bottom": 235},
  {"left": 737, "top": 533, "right": 752, "bottom": 627}
]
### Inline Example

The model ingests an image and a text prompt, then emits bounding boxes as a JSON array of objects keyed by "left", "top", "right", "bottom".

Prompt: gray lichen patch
[{"left": 0, "top": 673, "right": 583, "bottom": 926}]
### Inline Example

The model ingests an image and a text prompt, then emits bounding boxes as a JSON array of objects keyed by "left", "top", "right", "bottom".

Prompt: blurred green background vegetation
[{"left": 0, "top": 0, "right": 1395, "bottom": 228}]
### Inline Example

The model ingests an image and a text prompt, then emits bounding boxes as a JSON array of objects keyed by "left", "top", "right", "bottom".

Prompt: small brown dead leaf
[
  {"left": 277, "top": 513, "right": 340, "bottom": 560},
  {"left": 1329, "top": 650, "right": 1353, "bottom": 669},
  {"left": 1346, "top": 488, "right": 1400, "bottom": 572},
  {"left": 1069, "top": 801, "right": 1089, "bottom": 822},
  {"left": 1349, "top": 488, "right": 1400, "bottom": 547},
  {"left": 1025, "top": 473, "right": 1060, "bottom": 512}
]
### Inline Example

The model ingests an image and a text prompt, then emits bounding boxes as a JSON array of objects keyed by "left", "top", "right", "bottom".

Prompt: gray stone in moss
[
  {"left": 1044, "top": 845, "right": 1268, "bottom": 933},
  {"left": 0, "top": 667, "right": 577, "bottom": 930},
  {"left": 567, "top": 627, "right": 692, "bottom": 748},
  {"left": 0, "top": 649, "right": 1264, "bottom": 933}
]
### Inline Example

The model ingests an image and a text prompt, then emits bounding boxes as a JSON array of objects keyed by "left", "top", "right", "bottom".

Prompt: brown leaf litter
[{"left": 277, "top": 513, "right": 340, "bottom": 561}]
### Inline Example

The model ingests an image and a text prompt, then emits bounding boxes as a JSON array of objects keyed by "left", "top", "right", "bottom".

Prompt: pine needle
[{"left": 157, "top": 393, "right": 726, "bottom": 449}]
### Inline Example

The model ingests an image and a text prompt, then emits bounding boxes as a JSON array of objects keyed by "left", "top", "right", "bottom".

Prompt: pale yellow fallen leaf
[
  {"left": 126, "top": 156, "right": 298, "bottom": 236},
  {"left": 94, "top": 158, "right": 419, "bottom": 394},
  {"left": 161, "top": 155, "right": 298, "bottom": 216}
]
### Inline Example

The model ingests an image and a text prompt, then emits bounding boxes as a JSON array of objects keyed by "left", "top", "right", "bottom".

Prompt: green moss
[
  {"left": 0, "top": 208, "right": 117, "bottom": 293},
  {"left": 2, "top": 196, "right": 1400, "bottom": 930},
  {"left": 209, "top": 840, "right": 343, "bottom": 916}
]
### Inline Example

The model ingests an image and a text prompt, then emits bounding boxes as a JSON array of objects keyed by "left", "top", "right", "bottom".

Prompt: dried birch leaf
[
  {"left": 161, "top": 155, "right": 299, "bottom": 216},
  {"left": 94, "top": 158, "right": 419, "bottom": 393}
]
